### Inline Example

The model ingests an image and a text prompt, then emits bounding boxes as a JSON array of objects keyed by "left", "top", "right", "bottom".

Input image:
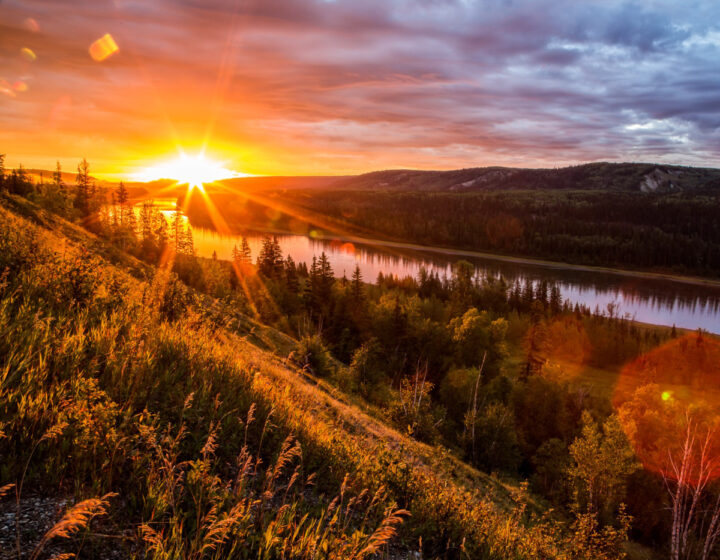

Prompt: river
[
  {"left": 192, "top": 228, "right": 720, "bottom": 334},
  {"left": 132, "top": 199, "right": 720, "bottom": 333}
]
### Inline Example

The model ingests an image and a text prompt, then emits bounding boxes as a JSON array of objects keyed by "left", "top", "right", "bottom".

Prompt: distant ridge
[
  {"left": 18, "top": 162, "right": 720, "bottom": 194},
  {"left": 331, "top": 162, "right": 720, "bottom": 192}
]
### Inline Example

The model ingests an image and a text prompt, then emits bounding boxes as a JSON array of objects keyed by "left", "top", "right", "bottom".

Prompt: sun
[{"left": 133, "top": 153, "right": 248, "bottom": 189}]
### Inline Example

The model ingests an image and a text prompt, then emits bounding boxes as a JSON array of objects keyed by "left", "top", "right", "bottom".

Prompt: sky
[{"left": 1, "top": 0, "right": 719, "bottom": 177}]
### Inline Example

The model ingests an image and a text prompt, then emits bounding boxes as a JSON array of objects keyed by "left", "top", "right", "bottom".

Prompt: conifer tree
[
  {"left": 285, "top": 255, "right": 300, "bottom": 294},
  {"left": 116, "top": 181, "right": 129, "bottom": 226},
  {"left": 241, "top": 236, "right": 252, "bottom": 264},
  {"left": 549, "top": 284, "right": 562, "bottom": 315},
  {"left": 75, "top": 158, "right": 91, "bottom": 217},
  {"left": 9, "top": 165, "right": 33, "bottom": 196},
  {"left": 351, "top": 264, "right": 364, "bottom": 303}
]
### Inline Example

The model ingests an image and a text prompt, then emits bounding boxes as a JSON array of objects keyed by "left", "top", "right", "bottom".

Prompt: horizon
[
  {"left": 2, "top": 1, "right": 720, "bottom": 178},
  {"left": 13, "top": 158, "right": 720, "bottom": 183}
]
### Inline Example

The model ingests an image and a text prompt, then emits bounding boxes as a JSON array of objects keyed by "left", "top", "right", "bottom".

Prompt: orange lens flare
[
  {"left": 615, "top": 333, "right": 720, "bottom": 485},
  {"left": 23, "top": 18, "right": 40, "bottom": 33},
  {"left": 20, "top": 47, "right": 36, "bottom": 62},
  {"left": 0, "top": 80, "right": 16, "bottom": 98},
  {"left": 89, "top": 34, "right": 119, "bottom": 62}
]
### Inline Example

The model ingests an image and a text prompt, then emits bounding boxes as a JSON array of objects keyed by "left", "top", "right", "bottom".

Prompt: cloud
[{"left": 0, "top": 0, "right": 719, "bottom": 174}]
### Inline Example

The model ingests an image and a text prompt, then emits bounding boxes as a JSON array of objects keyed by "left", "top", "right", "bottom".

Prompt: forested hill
[{"left": 332, "top": 162, "right": 720, "bottom": 192}]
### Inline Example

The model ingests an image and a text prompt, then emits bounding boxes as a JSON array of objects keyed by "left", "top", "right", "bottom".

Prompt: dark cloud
[{"left": 0, "top": 0, "right": 718, "bottom": 174}]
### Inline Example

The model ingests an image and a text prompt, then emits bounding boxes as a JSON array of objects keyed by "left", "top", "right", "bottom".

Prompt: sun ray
[{"left": 133, "top": 153, "right": 250, "bottom": 190}]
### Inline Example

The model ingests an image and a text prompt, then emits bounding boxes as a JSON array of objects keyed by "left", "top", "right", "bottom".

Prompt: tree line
[{"left": 277, "top": 188, "right": 720, "bottom": 276}]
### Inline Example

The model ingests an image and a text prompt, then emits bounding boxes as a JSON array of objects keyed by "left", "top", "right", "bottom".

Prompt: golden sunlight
[{"left": 133, "top": 153, "right": 248, "bottom": 189}]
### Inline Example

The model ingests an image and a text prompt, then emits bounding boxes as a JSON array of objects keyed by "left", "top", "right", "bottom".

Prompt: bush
[
  {"left": 349, "top": 339, "right": 386, "bottom": 396},
  {"left": 290, "top": 334, "right": 333, "bottom": 377}
]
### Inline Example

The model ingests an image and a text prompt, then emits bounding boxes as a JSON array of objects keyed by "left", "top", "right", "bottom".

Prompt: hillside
[
  {"left": 331, "top": 162, "right": 720, "bottom": 193},
  {"left": 0, "top": 193, "right": 593, "bottom": 559},
  {"left": 27, "top": 162, "right": 720, "bottom": 201}
]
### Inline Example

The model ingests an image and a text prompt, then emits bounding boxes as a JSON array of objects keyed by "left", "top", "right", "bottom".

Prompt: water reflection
[
  {"left": 193, "top": 228, "right": 720, "bottom": 334},
  {"left": 133, "top": 200, "right": 720, "bottom": 334}
]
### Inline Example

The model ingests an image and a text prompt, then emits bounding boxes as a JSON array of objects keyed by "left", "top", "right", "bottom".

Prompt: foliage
[
  {"left": 567, "top": 412, "right": 639, "bottom": 524},
  {"left": 290, "top": 334, "right": 334, "bottom": 377}
]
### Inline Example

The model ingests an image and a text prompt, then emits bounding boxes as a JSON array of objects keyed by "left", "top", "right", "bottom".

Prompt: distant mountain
[
  {"left": 21, "top": 162, "right": 720, "bottom": 195},
  {"left": 331, "top": 162, "right": 720, "bottom": 192}
]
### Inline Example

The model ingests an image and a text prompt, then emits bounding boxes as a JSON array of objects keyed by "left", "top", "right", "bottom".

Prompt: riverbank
[
  {"left": 208, "top": 222, "right": 720, "bottom": 290},
  {"left": 137, "top": 195, "right": 720, "bottom": 289}
]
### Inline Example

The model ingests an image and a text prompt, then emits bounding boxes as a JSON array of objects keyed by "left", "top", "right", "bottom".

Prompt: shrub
[{"left": 290, "top": 334, "right": 333, "bottom": 377}]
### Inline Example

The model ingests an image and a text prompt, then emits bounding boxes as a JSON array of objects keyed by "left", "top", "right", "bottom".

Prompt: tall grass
[{"left": 0, "top": 197, "right": 611, "bottom": 558}]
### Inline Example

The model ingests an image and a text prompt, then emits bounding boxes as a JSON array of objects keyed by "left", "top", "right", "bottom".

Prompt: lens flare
[
  {"left": 615, "top": 333, "right": 720, "bottom": 484},
  {"left": 0, "top": 80, "right": 16, "bottom": 97},
  {"left": 20, "top": 47, "right": 36, "bottom": 62},
  {"left": 23, "top": 18, "right": 40, "bottom": 33},
  {"left": 89, "top": 34, "right": 119, "bottom": 62},
  {"left": 133, "top": 153, "right": 248, "bottom": 189}
]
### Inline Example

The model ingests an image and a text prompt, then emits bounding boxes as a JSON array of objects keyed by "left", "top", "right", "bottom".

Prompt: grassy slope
[{"left": 0, "top": 194, "right": 576, "bottom": 559}]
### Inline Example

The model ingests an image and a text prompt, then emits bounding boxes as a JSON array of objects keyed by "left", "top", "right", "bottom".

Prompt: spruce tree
[
  {"left": 285, "top": 255, "right": 300, "bottom": 294},
  {"left": 75, "top": 158, "right": 91, "bottom": 217},
  {"left": 116, "top": 181, "right": 129, "bottom": 226},
  {"left": 241, "top": 236, "right": 252, "bottom": 264},
  {"left": 549, "top": 284, "right": 562, "bottom": 315},
  {"left": 351, "top": 264, "right": 364, "bottom": 303}
]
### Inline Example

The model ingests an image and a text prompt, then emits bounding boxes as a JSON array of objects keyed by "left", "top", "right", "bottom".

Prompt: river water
[
  {"left": 191, "top": 227, "right": 720, "bottom": 334},
  {"left": 131, "top": 199, "right": 720, "bottom": 333}
]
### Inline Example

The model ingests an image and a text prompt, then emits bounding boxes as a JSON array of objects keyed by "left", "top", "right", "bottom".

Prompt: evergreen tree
[
  {"left": 8, "top": 165, "right": 33, "bottom": 196},
  {"left": 155, "top": 213, "right": 169, "bottom": 256},
  {"left": 75, "top": 158, "right": 91, "bottom": 217},
  {"left": 537, "top": 280, "right": 549, "bottom": 309},
  {"left": 241, "top": 236, "right": 252, "bottom": 264},
  {"left": 171, "top": 201, "right": 183, "bottom": 253},
  {"left": 521, "top": 278, "right": 535, "bottom": 310},
  {"left": 450, "top": 260, "right": 475, "bottom": 315},
  {"left": 51, "top": 161, "right": 69, "bottom": 211},
  {"left": 523, "top": 313, "right": 547, "bottom": 378},
  {"left": 139, "top": 201, "right": 154, "bottom": 242},
  {"left": 258, "top": 235, "right": 283, "bottom": 277},
  {"left": 509, "top": 280, "right": 522, "bottom": 310},
  {"left": 52, "top": 161, "right": 64, "bottom": 191},
  {"left": 304, "top": 253, "right": 334, "bottom": 317},
  {"left": 549, "top": 284, "right": 562, "bottom": 315},
  {"left": 285, "top": 255, "right": 300, "bottom": 294},
  {"left": 116, "top": 181, "right": 129, "bottom": 225},
  {"left": 317, "top": 252, "right": 334, "bottom": 300},
  {"left": 272, "top": 237, "right": 284, "bottom": 277},
  {"left": 351, "top": 264, "right": 364, "bottom": 303},
  {"left": 0, "top": 153, "right": 5, "bottom": 191},
  {"left": 304, "top": 256, "right": 319, "bottom": 308}
]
